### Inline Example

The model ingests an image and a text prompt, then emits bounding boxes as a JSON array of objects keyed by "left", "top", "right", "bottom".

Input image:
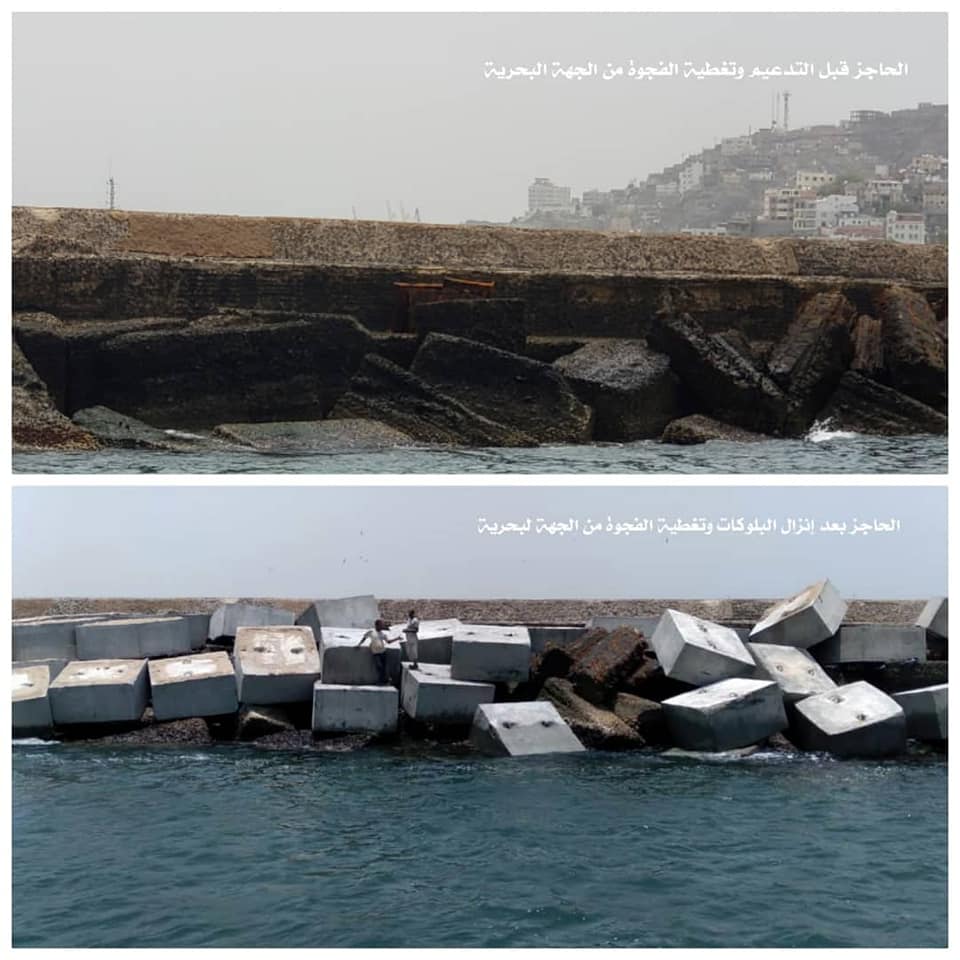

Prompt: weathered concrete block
[
  {"left": 13, "top": 664, "right": 54, "bottom": 736},
  {"left": 586, "top": 615, "right": 660, "bottom": 636},
  {"left": 148, "top": 652, "right": 239, "bottom": 720},
  {"left": 450, "top": 625, "right": 531, "bottom": 683},
  {"left": 400, "top": 619, "right": 461, "bottom": 663},
  {"left": 915, "top": 597, "right": 948, "bottom": 640},
  {"left": 13, "top": 658, "right": 68, "bottom": 683},
  {"left": 76, "top": 617, "right": 193, "bottom": 660},
  {"left": 470, "top": 701, "right": 586, "bottom": 756},
  {"left": 663, "top": 678, "right": 787, "bottom": 751},
  {"left": 208, "top": 602, "right": 295, "bottom": 640},
  {"left": 296, "top": 595, "right": 380, "bottom": 640},
  {"left": 48, "top": 659, "right": 150, "bottom": 725},
  {"left": 311, "top": 683, "right": 398, "bottom": 734},
  {"left": 651, "top": 610, "right": 757, "bottom": 686},
  {"left": 749, "top": 579, "right": 848, "bottom": 648},
  {"left": 319, "top": 628, "right": 402, "bottom": 685},
  {"left": 400, "top": 663, "right": 495, "bottom": 725},
  {"left": 814, "top": 625, "right": 927, "bottom": 664},
  {"left": 791, "top": 681, "right": 906, "bottom": 757},
  {"left": 234, "top": 626, "right": 320, "bottom": 704},
  {"left": 748, "top": 642, "right": 837, "bottom": 702},
  {"left": 527, "top": 625, "right": 588, "bottom": 655},
  {"left": 892, "top": 684, "right": 947, "bottom": 741},
  {"left": 12, "top": 616, "right": 112, "bottom": 661},
  {"left": 179, "top": 613, "right": 211, "bottom": 650}
]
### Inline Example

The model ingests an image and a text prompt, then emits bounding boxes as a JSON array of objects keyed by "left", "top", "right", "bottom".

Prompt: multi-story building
[
  {"left": 679, "top": 159, "right": 704, "bottom": 195},
  {"left": 792, "top": 197, "right": 818, "bottom": 234},
  {"left": 795, "top": 170, "right": 835, "bottom": 191},
  {"left": 862, "top": 179, "right": 905, "bottom": 205},
  {"left": 815, "top": 194, "right": 860, "bottom": 228},
  {"left": 528, "top": 178, "right": 572, "bottom": 213},
  {"left": 762, "top": 186, "right": 816, "bottom": 222},
  {"left": 885, "top": 210, "right": 926, "bottom": 244}
]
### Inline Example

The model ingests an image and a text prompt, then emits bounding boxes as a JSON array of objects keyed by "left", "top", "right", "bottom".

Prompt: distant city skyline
[{"left": 13, "top": 12, "right": 947, "bottom": 224}]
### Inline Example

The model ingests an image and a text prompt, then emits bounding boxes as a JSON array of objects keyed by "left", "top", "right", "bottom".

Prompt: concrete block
[
  {"left": 748, "top": 642, "right": 837, "bottom": 703},
  {"left": 148, "top": 652, "right": 239, "bottom": 720},
  {"left": 450, "top": 624, "right": 531, "bottom": 683},
  {"left": 749, "top": 579, "right": 848, "bottom": 648},
  {"left": 399, "top": 619, "right": 461, "bottom": 664},
  {"left": 13, "top": 658, "right": 68, "bottom": 683},
  {"left": 663, "top": 678, "right": 787, "bottom": 751},
  {"left": 178, "top": 613, "right": 211, "bottom": 650},
  {"left": 915, "top": 597, "right": 948, "bottom": 640},
  {"left": 319, "top": 628, "right": 403, "bottom": 685},
  {"left": 12, "top": 616, "right": 112, "bottom": 661},
  {"left": 49, "top": 660, "right": 149, "bottom": 725},
  {"left": 13, "top": 665, "right": 54, "bottom": 736},
  {"left": 587, "top": 615, "right": 661, "bottom": 636},
  {"left": 208, "top": 602, "right": 295, "bottom": 640},
  {"left": 311, "top": 683, "right": 398, "bottom": 734},
  {"left": 651, "top": 610, "right": 757, "bottom": 686},
  {"left": 76, "top": 617, "right": 193, "bottom": 660},
  {"left": 814, "top": 625, "right": 927, "bottom": 664},
  {"left": 791, "top": 681, "right": 906, "bottom": 757},
  {"left": 527, "top": 626, "right": 588, "bottom": 655},
  {"left": 234, "top": 626, "right": 320, "bottom": 704},
  {"left": 400, "top": 663, "right": 495, "bottom": 725},
  {"left": 892, "top": 684, "right": 947, "bottom": 741},
  {"left": 470, "top": 701, "right": 586, "bottom": 756},
  {"left": 296, "top": 595, "right": 380, "bottom": 640}
]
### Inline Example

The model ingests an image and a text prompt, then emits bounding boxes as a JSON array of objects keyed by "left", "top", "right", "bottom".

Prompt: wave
[
  {"left": 806, "top": 419, "right": 860, "bottom": 443},
  {"left": 13, "top": 737, "right": 60, "bottom": 746}
]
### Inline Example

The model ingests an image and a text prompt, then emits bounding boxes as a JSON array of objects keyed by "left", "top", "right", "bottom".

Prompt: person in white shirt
[
  {"left": 357, "top": 618, "right": 395, "bottom": 685},
  {"left": 403, "top": 609, "right": 420, "bottom": 669}
]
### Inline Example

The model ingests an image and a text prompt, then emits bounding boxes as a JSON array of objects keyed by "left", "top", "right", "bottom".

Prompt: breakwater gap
[
  {"left": 12, "top": 208, "right": 947, "bottom": 452},
  {"left": 13, "top": 588, "right": 947, "bottom": 759}
]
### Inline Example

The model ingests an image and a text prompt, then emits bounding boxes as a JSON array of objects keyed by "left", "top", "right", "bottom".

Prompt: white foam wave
[
  {"left": 13, "top": 737, "right": 59, "bottom": 746},
  {"left": 806, "top": 419, "right": 860, "bottom": 443}
]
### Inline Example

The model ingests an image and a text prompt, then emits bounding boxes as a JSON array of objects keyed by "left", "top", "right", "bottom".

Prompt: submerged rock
[
  {"left": 237, "top": 705, "right": 297, "bottom": 741},
  {"left": 411, "top": 333, "right": 594, "bottom": 443},
  {"left": 213, "top": 418, "right": 414, "bottom": 452},
  {"left": 72, "top": 406, "right": 213, "bottom": 451},
  {"left": 553, "top": 339, "right": 682, "bottom": 440},
  {"left": 660, "top": 414, "right": 768, "bottom": 445}
]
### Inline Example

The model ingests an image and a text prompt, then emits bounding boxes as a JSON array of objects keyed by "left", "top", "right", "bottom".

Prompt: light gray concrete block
[
  {"left": 651, "top": 609, "right": 757, "bottom": 686},
  {"left": 12, "top": 616, "right": 111, "bottom": 661},
  {"left": 814, "top": 625, "right": 927, "bottom": 664},
  {"left": 401, "top": 663, "right": 495, "bottom": 725},
  {"left": 749, "top": 579, "right": 848, "bottom": 648},
  {"left": 915, "top": 597, "right": 948, "bottom": 641},
  {"left": 748, "top": 642, "right": 837, "bottom": 703},
  {"left": 208, "top": 602, "right": 295, "bottom": 640},
  {"left": 892, "top": 684, "right": 947, "bottom": 741},
  {"left": 13, "top": 664, "right": 54, "bottom": 736},
  {"left": 319, "top": 628, "right": 403, "bottom": 685},
  {"left": 663, "top": 678, "right": 787, "bottom": 751},
  {"left": 450, "top": 624, "right": 531, "bottom": 683},
  {"left": 234, "top": 626, "right": 320, "bottom": 704},
  {"left": 791, "top": 681, "right": 906, "bottom": 757},
  {"left": 399, "top": 619, "right": 461, "bottom": 663},
  {"left": 13, "top": 658, "right": 68, "bottom": 683},
  {"left": 148, "top": 652, "right": 239, "bottom": 720},
  {"left": 76, "top": 617, "right": 193, "bottom": 660},
  {"left": 48, "top": 660, "right": 149, "bottom": 725},
  {"left": 296, "top": 595, "right": 380, "bottom": 640},
  {"left": 311, "top": 683, "right": 398, "bottom": 734},
  {"left": 177, "top": 613, "right": 211, "bottom": 650},
  {"left": 470, "top": 701, "right": 586, "bottom": 756}
]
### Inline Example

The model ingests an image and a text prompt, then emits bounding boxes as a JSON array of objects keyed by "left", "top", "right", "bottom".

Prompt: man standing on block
[
  {"left": 403, "top": 609, "right": 420, "bottom": 670},
  {"left": 358, "top": 618, "right": 394, "bottom": 685}
]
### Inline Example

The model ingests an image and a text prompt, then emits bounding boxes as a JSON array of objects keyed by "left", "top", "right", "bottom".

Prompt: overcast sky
[
  {"left": 12, "top": 485, "right": 946, "bottom": 599},
  {"left": 12, "top": 11, "right": 947, "bottom": 224}
]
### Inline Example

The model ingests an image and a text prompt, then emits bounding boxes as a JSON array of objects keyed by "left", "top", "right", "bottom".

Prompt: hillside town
[{"left": 508, "top": 101, "right": 947, "bottom": 244}]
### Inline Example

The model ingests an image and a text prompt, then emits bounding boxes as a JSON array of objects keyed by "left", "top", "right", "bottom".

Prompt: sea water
[
  {"left": 12, "top": 742, "right": 946, "bottom": 948},
  {"left": 12, "top": 432, "right": 947, "bottom": 474}
]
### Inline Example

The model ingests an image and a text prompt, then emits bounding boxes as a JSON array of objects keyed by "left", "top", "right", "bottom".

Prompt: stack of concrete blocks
[
  {"left": 662, "top": 678, "right": 788, "bottom": 751},
  {"left": 76, "top": 617, "right": 194, "bottom": 660},
  {"left": 296, "top": 595, "right": 380, "bottom": 640},
  {"left": 814, "top": 624, "right": 927, "bottom": 665},
  {"left": 450, "top": 624, "right": 532, "bottom": 683},
  {"left": 791, "top": 681, "right": 906, "bottom": 757},
  {"left": 13, "top": 664, "right": 54, "bottom": 737},
  {"left": 749, "top": 580, "right": 848, "bottom": 648},
  {"left": 208, "top": 602, "right": 295, "bottom": 641},
  {"left": 401, "top": 662, "right": 495, "bottom": 726},
  {"left": 651, "top": 610, "right": 758, "bottom": 686},
  {"left": 892, "top": 684, "right": 948, "bottom": 741},
  {"left": 48, "top": 660, "right": 150, "bottom": 725},
  {"left": 13, "top": 615, "right": 121, "bottom": 676},
  {"left": 470, "top": 701, "right": 586, "bottom": 756},
  {"left": 748, "top": 642, "right": 837, "bottom": 703},
  {"left": 400, "top": 619, "right": 461, "bottom": 664},
  {"left": 148, "top": 651, "right": 239, "bottom": 721},
  {"left": 234, "top": 626, "right": 320, "bottom": 704},
  {"left": 318, "top": 628, "right": 403, "bottom": 686}
]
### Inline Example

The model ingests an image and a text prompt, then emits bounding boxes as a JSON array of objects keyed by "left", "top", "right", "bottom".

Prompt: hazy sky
[
  {"left": 12, "top": 485, "right": 946, "bottom": 599},
  {"left": 12, "top": 11, "right": 947, "bottom": 223}
]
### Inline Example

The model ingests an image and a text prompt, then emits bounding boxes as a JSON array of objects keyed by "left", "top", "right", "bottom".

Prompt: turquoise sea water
[
  {"left": 12, "top": 433, "right": 948, "bottom": 474},
  {"left": 13, "top": 742, "right": 947, "bottom": 948}
]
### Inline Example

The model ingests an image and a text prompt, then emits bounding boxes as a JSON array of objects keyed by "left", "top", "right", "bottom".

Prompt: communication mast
[
  {"left": 783, "top": 90, "right": 791, "bottom": 132},
  {"left": 107, "top": 177, "right": 116, "bottom": 210}
]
